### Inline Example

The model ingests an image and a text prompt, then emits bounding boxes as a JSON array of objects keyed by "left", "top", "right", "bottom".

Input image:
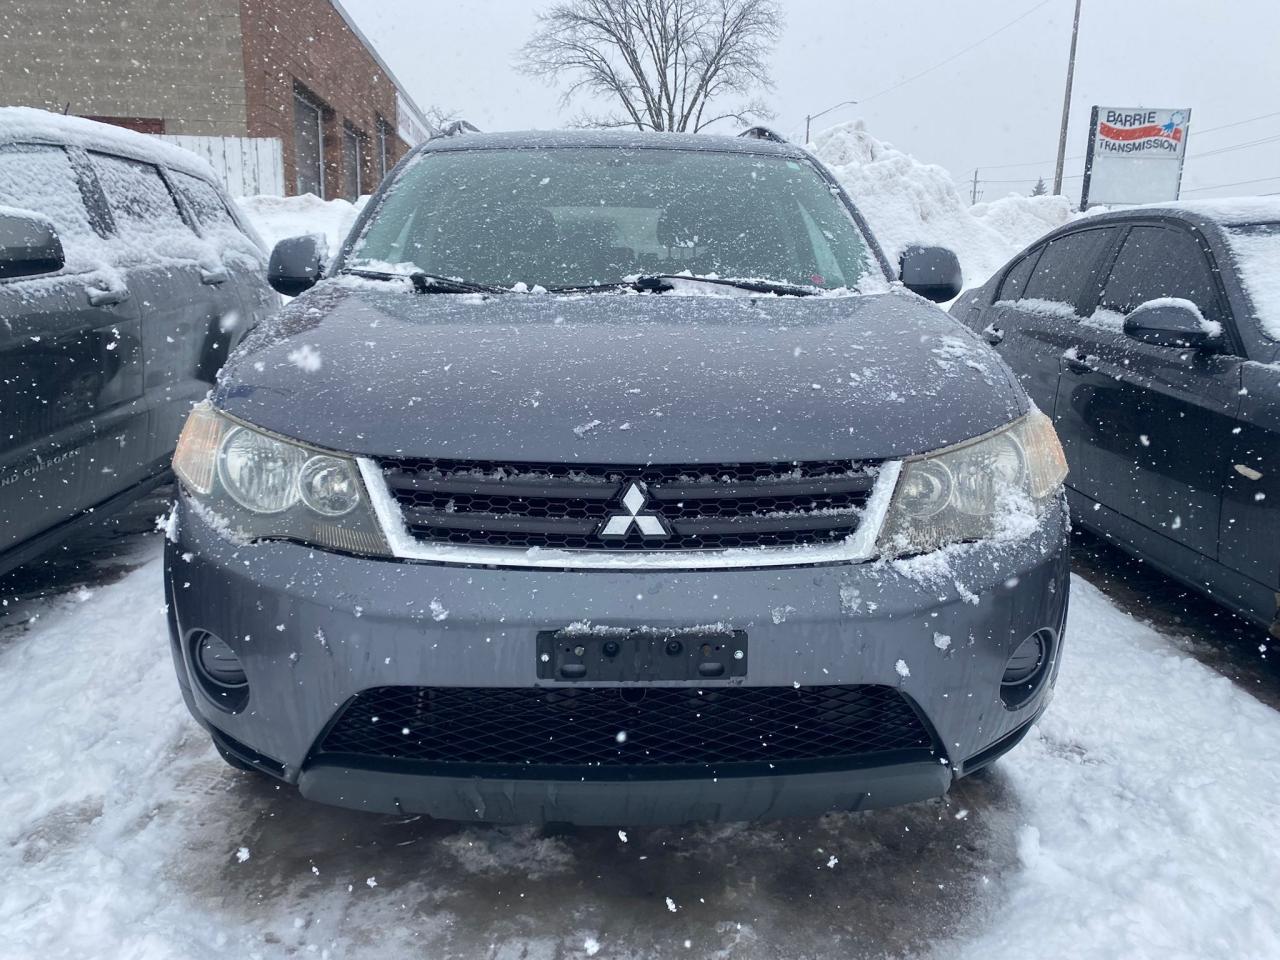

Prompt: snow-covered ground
[{"left": 2, "top": 525, "right": 1278, "bottom": 960}]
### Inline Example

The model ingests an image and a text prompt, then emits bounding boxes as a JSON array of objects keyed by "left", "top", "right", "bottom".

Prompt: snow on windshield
[
  {"left": 349, "top": 147, "right": 888, "bottom": 294},
  {"left": 1224, "top": 222, "right": 1280, "bottom": 340}
]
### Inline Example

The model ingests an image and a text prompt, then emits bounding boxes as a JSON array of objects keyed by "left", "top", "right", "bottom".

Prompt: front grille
[
  {"left": 376, "top": 458, "right": 880, "bottom": 551},
  {"left": 315, "top": 685, "right": 934, "bottom": 773}
]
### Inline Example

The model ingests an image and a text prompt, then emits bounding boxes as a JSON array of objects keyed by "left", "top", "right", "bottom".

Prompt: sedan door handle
[
  {"left": 981, "top": 323, "right": 1004, "bottom": 345},
  {"left": 200, "top": 267, "right": 230, "bottom": 285},
  {"left": 1063, "top": 351, "right": 1093, "bottom": 375},
  {"left": 85, "top": 285, "right": 130, "bottom": 307}
]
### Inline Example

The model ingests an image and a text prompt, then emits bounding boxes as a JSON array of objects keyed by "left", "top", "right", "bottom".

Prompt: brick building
[{"left": 0, "top": 0, "right": 432, "bottom": 199}]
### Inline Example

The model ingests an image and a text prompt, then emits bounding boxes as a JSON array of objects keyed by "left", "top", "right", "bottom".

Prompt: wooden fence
[{"left": 155, "top": 135, "right": 285, "bottom": 197}]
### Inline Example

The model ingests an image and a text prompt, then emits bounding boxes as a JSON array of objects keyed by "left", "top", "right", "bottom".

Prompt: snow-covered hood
[{"left": 214, "top": 283, "right": 1026, "bottom": 463}]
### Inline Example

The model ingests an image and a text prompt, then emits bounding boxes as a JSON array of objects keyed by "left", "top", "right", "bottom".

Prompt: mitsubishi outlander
[{"left": 165, "top": 129, "right": 1070, "bottom": 825}]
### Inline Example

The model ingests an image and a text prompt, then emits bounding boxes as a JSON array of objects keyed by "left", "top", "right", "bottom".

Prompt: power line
[
  {"left": 1189, "top": 133, "right": 1280, "bottom": 161},
  {"left": 1182, "top": 175, "right": 1280, "bottom": 193},
  {"left": 1193, "top": 109, "right": 1280, "bottom": 138},
  {"left": 970, "top": 153, "right": 1085, "bottom": 172},
  {"left": 979, "top": 173, "right": 1083, "bottom": 184},
  {"left": 858, "top": 0, "right": 1056, "bottom": 105}
]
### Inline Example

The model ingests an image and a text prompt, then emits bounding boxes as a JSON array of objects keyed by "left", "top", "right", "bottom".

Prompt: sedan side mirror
[
  {"left": 0, "top": 209, "right": 65, "bottom": 280},
  {"left": 268, "top": 234, "right": 328, "bottom": 297},
  {"left": 1123, "top": 299, "right": 1221, "bottom": 350},
  {"left": 899, "top": 245, "right": 963, "bottom": 303}
]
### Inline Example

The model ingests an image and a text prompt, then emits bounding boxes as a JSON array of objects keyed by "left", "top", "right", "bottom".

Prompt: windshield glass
[
  {"left": 1224, "top": 222, "right": 1280, "bottom": 340},
  {"left": 348, "top": 147, "right": 885, "bottom": 292}
]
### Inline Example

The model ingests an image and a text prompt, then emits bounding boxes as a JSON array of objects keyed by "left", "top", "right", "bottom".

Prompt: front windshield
[
  {"left": 348, "top": 147, "right": 884, "bottom": 292},
  {"left": 1224, "top": 222, "right": 1280, "bottom": 340}
]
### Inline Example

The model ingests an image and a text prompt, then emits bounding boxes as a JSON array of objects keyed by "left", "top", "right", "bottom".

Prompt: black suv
[
  {"left": 952, "top": 200, "right": 1280, "bottom": 629},
  {"left": 0, "top": 108, "right": 274, "bottom": 576}
]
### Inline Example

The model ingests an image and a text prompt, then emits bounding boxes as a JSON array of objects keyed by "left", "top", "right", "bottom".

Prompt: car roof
[
  {"left": 0, "top": 106, "right": 218, "bottom": 181},
  {"left": 415, "top": 128, "right": 808, "bottom": 160},
  {"left": 1070, "top": 197, "right": 1280, "bottom": 235},
  {"left": 1133, "top": 196, "right": 1280, "bottom": 227}
]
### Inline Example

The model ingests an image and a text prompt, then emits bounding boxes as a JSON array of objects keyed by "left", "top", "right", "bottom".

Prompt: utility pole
[
  {"left": 804, "top": 99, "right": 858, "bottom": 145},
  {"left": 1053, "top": 0, "right": 1083, "bottom": 195},
  {"left": 971, "top": 169, "right": 980, "bottom": 205}
]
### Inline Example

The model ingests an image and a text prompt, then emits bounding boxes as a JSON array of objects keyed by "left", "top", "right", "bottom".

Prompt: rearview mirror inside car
[
  {"left": 0, "top": 209, "right": 65, "bottom": 280},
  {"left": 268, "top": 234, "right": 328, "bottom": 297},
  {"left": 899, "top": 245, "right": 962, "bottom": 303},
  {"left": 1123, "top": 299, "right": 1222, "bottom": 350}
]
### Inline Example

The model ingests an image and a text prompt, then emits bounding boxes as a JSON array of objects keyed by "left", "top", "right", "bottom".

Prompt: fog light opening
[
  {"left": 190, "top": 630, "right": 250, "bottom": 713},
  {"left": 1000, "top": 630, "right": 1053, "bottom": 710}
]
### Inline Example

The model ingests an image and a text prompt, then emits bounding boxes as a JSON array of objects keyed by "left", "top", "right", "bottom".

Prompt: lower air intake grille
[{"left": 316, "top": 685, "right": 933, "bottom": 771}]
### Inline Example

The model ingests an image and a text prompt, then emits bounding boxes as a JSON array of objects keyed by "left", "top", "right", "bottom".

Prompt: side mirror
[
  {"left": 899, "top": 245, "right": 963, "bottom": 303},
  {"left": 0, "top": 210, "right": 65, "bottom": 280},
  {"left": 1123, "top": 299, "right": 1221, "bottom": 350},
  {"left": 268, "top": 234, "right": 327, "bottom": 297}
]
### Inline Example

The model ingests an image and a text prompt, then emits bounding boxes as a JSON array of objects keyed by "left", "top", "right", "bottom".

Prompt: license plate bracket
[{"left": 536, "top": 629, "right": 748, "bottom": 682}]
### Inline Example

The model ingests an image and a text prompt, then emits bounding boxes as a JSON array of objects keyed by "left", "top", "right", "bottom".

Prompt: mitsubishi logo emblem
[{"left": 598, "top": 482, "right": 671, "bottom": 540}]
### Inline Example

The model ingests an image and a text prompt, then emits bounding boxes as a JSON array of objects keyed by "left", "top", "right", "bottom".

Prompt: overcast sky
[{"left": 344, "top": 0, "right": 1280, "bottom": 203}]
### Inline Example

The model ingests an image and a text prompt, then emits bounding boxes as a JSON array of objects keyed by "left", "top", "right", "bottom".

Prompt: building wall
[
  {"left": 0, "top": 0, "right": 248, "bottom": 136},
  {"left": 239, "top": 0, "right": 413, "bottom": 199}
]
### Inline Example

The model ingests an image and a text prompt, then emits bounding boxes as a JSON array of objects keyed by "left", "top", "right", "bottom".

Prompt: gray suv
[
  {"left": 0, "top": 109, "right": 274, "bottom": 576},
  {"left": 166, "top": 129, "right": 1070, "bottom": 825}
]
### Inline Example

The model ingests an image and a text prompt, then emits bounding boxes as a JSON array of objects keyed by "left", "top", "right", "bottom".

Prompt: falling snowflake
[{"left": 287, "top": 344, "right": 322, "bottom": 372}]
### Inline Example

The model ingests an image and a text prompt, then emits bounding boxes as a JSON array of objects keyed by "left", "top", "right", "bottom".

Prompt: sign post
[{"left": 1080, "top": 106, "right": 1191, "bottom": 208}]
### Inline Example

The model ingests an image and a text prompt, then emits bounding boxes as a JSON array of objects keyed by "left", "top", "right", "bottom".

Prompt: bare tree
[
  {"left": 423, "top": 105, "right": 465, "bottom": 132},
  {"left": 519, "top": 0, "right": 782, "bottom": 133}
]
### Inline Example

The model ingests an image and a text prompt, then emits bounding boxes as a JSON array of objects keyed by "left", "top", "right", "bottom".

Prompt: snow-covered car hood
[{"left": 214, "top": 283, "right": 1026, "bottom": 463}]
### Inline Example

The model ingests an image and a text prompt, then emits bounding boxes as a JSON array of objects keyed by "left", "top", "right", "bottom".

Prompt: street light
[{"left": 805, "top": 99, "right": 858, "bottom": 144}]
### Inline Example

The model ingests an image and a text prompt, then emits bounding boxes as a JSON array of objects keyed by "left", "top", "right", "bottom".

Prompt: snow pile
[
  {"left": 969, "top": 193, "right": 1080, "bottom": 255},
  {"left": 810, "top": 121, "right": 1081, "bottom": 288},
  {"left": 237, "top": 193, "right": 368, "bottom": 258}
]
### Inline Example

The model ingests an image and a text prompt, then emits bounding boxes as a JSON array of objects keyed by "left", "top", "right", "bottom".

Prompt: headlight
[
  {"left": 173, "top": 402, "right": 391, "bottom": 556},
  {"left": 877, "top": 410, "right": 1067, "bottom": 557}
]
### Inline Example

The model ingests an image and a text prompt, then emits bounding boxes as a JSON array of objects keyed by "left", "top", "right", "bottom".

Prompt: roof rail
[
  {"left": 431, "top": 120, "right": 481, "bottom": 140},
  {"left": 738, "top": 125, "right": 788, "bottom": 144}
]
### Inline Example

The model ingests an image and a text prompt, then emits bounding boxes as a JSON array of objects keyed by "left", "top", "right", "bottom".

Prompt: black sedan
[{"left": 952, "top": 199, "right": 1280, "bottom": 630}]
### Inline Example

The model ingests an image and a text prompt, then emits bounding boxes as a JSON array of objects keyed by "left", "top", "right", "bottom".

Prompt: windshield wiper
[
  {"left": 342, "top": 268, "right": 507, "bottom": 295},
  {"left": 547, "top": 274, "right": 818, "bottom": 297}
]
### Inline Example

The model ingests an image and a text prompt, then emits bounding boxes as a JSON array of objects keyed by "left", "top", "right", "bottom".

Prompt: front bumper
[{"left": 166, "top": 495, "right": 1069, "bottom": 824}]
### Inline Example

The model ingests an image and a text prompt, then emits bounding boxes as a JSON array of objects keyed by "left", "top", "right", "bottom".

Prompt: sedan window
[
  {"left": 1098, "top": 226, "right": 1224, "bottom": 325},
  {"left": 997, "top": 247, "right": 1041, "bottom": 301},
  {"left": 1022, "top": 228, "right": 1114, "bottom": 313}
]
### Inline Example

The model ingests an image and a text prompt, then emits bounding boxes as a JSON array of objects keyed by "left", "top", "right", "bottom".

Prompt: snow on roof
[
  {"left": 0, "top": 106, "right": 217, "bottom": 181},
  {"left": 1137, "top": 196, "right": 1280, "bottom": 225}
]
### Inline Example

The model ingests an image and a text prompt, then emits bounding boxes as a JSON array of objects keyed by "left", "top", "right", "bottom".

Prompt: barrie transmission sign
[{"left": 1081, "top": 106, "right": 1191, "bottom": 208}]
